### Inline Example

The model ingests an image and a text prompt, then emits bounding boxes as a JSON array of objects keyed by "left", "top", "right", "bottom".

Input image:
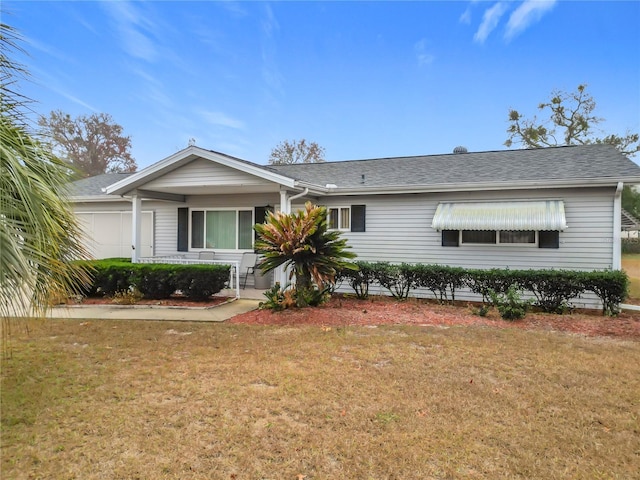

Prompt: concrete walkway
[{"left": 42, "top": 288, "right": 265, "bottom": 322}]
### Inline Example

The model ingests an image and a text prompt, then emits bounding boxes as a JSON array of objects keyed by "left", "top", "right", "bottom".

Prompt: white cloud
[
  {"left": 414, "top": 39, "right": 436, "bottom": 67},
  {"left": 101, "top": 1, "right": 160, "bottom": 62},
  {"left": 198, "top": 110, "right": 245, "bottom": 130},
  {"left": 505, "top": 0, "right": 557, "bottom": 41},
  {"left": 23, "top": 35, "right": 75, "bottom": 64},
  {"left": 52, "top": 87, "right": 99, "bottom": 112},
  {"left": 459, "top": 8, "right": 472, "bottom": 25},
  {"left": 474, "top": 2, "right": 508, "bottom": 44},
  {"left": 261, "top": 4, "right": 284, "bottom": 96}
]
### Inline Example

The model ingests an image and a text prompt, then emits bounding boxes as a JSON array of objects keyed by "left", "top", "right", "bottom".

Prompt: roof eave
[
  {"left": 321, "top": 177, "right": 640, "bottom": 195},
  {"left": 70, "top": 195, "right": 129, "bottom": 203}
]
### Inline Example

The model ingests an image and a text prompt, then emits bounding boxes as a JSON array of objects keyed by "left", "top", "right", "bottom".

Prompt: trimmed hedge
[
  {"left": 78, "top": 259, "right": 231, "bottom": 300},
  {"left": 339, "top": 261, "right": 629, "bottom": 316}
]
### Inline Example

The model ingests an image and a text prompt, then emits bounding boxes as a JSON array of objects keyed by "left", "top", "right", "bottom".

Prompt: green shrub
[
  {"left": 338, "top": 261, "right": 376, "bottom": 299},
  {"left": 517, "top": 269, "right": 582, "bottom": 314},
  {"left": 259, "top": 283, "right": 297, "bottom": 311},
  {"left": 174, "top": 264, "right": 230, "bottom": 300},
  {"left": 92, "top": 259, "right": 134, "bottom": 296},
  {"left": 490, "top": 286, "right": 532, "bottom": 321},
  {"left": 464, "top": 269, "right": 516, "bottom": 303},
  {"left": 582, "top": 270, "right": 629, "bottom": 316},
  {"left": 132, "top": 264, "right": 177, "bottom": 299},
  {"left": 470, "top": 304, "right": 491, "bottom": 317},
  {"left": 296, "top": 286, "right": 332, "bottom": 307},
  {"left": 415, "top": 264, "right": 465, "bottom": 303},
  {"left": 76, "top": 260, "right": 230, "bottom": 301},
  {"left": 373, "top": 262, "right": 419, "bottom": 299}
]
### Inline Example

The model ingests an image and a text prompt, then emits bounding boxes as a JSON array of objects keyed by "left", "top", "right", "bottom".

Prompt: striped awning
[{"left": 431, "top": 200, "right": 567, "bottom": 231}]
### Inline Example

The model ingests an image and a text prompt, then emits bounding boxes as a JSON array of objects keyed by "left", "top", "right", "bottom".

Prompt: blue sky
[{"left": 5, "top": 1, "right": 640, "bottom": 169}]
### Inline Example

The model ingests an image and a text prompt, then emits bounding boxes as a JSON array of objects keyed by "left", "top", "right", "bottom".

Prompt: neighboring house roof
[
  {"left": 269, "top": 144, "right": 640, "bottom": 192},
  {"left": 74, "top": 144, "right": 640, "bottom": 199},
  {"left": 69, "top": 172, "right": 134, "bottom": 200}
]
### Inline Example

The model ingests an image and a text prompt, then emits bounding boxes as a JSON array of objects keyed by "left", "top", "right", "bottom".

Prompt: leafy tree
[
  {"left": 622, "top": 185, "right": 640, "bottom": 219},
  {"left": 1, "top": 22, "right": 90, "bottom": 335},
  {"left": 254, "top": 202, "right": 357, "bottom": 306},
  {"left": 505, "top": 84, "right": 639, "bottom": 157},
  {"left": 38, "top": 110, "right": 137, "bottom": 177},
  {"left": 268, "top": 139, "right": 326, "bottom": 165}
]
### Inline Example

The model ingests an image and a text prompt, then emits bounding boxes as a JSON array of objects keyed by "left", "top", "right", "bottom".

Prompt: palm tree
[
  {"left": 254, "top": 202, "right": 357, "bottom": 306},
  {"left": 1, "top": 22, "right": 90, "bottom": 335}
]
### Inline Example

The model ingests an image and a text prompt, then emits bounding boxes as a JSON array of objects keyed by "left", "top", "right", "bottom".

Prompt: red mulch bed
[
  {"left": 72, "top": 294, "right": 640, "bottom": 340},
  {"left": 228, "top": 295, "right": 640, "bottom": 340}
]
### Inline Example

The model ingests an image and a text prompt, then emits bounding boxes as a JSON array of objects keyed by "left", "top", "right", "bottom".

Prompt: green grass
[{"left": 2, "top": 319, "right": 640, "bottom": 479}]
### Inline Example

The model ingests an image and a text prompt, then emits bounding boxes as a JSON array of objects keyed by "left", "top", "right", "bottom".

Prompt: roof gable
[
  {"left": 143, "top": 157, "right": 275, "bottom": 194},
  {"left": 105, "top": 146, "right": 297, "bottom": 196}
]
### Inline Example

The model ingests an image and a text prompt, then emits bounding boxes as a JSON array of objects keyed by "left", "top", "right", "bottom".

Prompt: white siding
[
  {"left": 144, "top": 158, "right": 272, "bottom": 189},
  {"left": 152, "top": 193, "right": 282, "bottom": 257},
  {"left": 74, "top": 186, "right": 617, "bottom": 306},
  {"left": 325, "top": 187, "right": 615, "bottom": 308},
  {"left": 327, "top": 187, "right": 615, "bottom": 271}
]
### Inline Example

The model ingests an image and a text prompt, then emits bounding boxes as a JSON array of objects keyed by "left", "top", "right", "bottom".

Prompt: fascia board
[
  {"left": 319, "top": 177, "right": 640, "bottom": 196},
  {"left": 70, "top": 195, "right": 129, "bottom": 203}
]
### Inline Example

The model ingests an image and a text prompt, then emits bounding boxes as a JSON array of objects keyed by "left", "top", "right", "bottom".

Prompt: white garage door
[{"left": 77, "top": 211, "right": 154, "bottom": 259}]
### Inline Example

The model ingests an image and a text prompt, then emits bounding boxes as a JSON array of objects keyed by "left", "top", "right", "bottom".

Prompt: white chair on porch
[{"left": 238, "top": 252, "right": 259, "bottom": 289}]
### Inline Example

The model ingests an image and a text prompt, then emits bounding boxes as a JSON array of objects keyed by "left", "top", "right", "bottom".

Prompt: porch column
[
  {"left": 274, "top": 189, "right": 291, "bottom": 285},
  {"left": 131, "top": 193, "right": 142, "bottom": 263},
  {"left": 280, "top": 189, "right": 291, "bottom": 214}
]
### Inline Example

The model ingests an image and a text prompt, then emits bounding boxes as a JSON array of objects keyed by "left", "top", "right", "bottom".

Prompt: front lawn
[
  {"left": 2, "top": 319, "right": 639, "bottom": 479},
  {"left": 622, "top": 253, "right": 640, "bottom": 303}
]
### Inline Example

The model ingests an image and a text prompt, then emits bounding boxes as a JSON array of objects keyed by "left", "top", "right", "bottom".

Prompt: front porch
[
  {"left": 138, "top": 254, "right": 271, "bottom": 300},
  {"left": 101, "top": 146, "right": 321, "bottom": 293}
]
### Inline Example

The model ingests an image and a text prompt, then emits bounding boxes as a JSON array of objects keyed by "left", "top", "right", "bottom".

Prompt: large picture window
[{"left": 190, "top": 209, "right": 253, "bottom": 250}]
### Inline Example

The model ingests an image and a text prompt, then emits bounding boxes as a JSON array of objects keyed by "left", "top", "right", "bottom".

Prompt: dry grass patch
[
  {"left": 2, "top": 319, "right": 639, "bottom": 479},
  {"left": 622, "top": 254, "right": 640, "bottom": 303}
]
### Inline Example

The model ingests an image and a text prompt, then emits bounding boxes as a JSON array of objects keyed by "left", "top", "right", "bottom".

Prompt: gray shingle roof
[
  {"left": 72, "top": 145, "right": 640, "bottom": 198},
  {"left": 69, "top": 173, "right": 134, "bottom": 197},
  {"left": 268, "top": 144, "right": 640, "bottom": 189}
]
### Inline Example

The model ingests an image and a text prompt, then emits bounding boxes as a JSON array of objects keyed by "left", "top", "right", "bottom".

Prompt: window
[
  {"left": 328, "top": 205, "right": 366, "bottom": 232},
  {"left": 444, "top": 230, "right": 558, "bottom": 248},
  {"left": 328, "top": 207, "right": 351, "bottom": 230},
  {"left": 538, "top": 230, "right": 560, "bottom": 248},
  {"left": 442, "top": 230, "right": 459, "bottom": 247},
  {"left": 190, "top": 209, "right": 253, "bottom": 250},
  {"left": 499, "top": 231, "right": 536, "bottom": 244},
  {"left": 462, "top": 230, "right": 497, "bottom": 244}
]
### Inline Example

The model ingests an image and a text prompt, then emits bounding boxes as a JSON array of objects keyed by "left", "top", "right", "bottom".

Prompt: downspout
[
  {"left": 275, "top": 187, "right": 309, "bottom": 286},
  {"left": 613, "top": 182, "right": 623, "bottom": 270},
  {"left": 288, "top": 187, "right": 309, "bottom": 205}
]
